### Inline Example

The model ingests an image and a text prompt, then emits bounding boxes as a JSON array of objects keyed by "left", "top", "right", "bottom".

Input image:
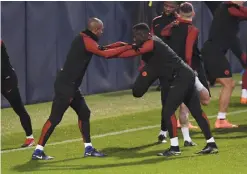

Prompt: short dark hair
[{"left": 132, "top": 23, "right": 150, "bottom": 33}]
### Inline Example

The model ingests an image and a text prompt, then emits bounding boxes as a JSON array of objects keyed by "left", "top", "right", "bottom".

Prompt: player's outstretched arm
[
  {"left": 116, "top": 39, "right": 154, "bottom": 58},
  {"left": 228, "top": 6, "right": 247, "bottom": 19},
  {"left": 83, "top": 36, "right": 132, "bottom": 58},
  {"left": 102, "top": 41, "right": 129, "bottom": 49}
]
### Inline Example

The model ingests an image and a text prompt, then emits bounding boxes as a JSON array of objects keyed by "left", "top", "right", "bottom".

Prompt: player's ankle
[
  {"left": 26, "top": 134, "right": 34, "bottom": 139},
  {"left": 84, "top": 143, "right": 93, "bottom": 148},
  {"left": 206, "top": 137, "right": 215, "bottom": 143},
  {"left": 159, "top": 130, "right": 167, "bottom": 137},
  {"left": 217, "top": 112, "right": 226, "bottom": 120},
  {"left": 242, "top": 89, "right": 247, "bottom": 98},
  {"left": 170, "top": 137, "right": 179, "bottom": 146},
  {"left": 35, "top": 145, "right": 44, "bottom": 151}
]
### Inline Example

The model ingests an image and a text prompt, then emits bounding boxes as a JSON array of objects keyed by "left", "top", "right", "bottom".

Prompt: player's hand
[
  {"left": 116, "top": 41, "right": 129, "bottom": 46},
  {"left": 131, "top": 44, "right": 140, "bottom": 51},
  {"left": 98, "top": 45, "right": 107, "bottom": 50}
]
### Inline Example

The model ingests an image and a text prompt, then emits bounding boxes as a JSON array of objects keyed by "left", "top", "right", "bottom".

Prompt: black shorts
[{"left": 202, "top": 42, "right": 232, "bottom": 82}]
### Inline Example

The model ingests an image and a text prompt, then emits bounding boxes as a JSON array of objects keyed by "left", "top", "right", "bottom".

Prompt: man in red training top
[
  {"left": 31, "top": 18, "right": 132, "bottom": 160},
  {"left": 159, "top": 2, "right": 211, "bottom": 147},
  {"left": 146, "top": 1, "right": 198, "bottom": 145}
]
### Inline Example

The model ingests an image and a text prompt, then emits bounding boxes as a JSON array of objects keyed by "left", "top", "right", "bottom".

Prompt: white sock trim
[
  {"left": 242, "top": 89, "right": 247, "bottom": 98},
  {"left": 181, "top": 127, "right": 192, "bottom": 142},
  {"left": 206, "top": 137, "right": 215, "bottom": 143},
  {"left": 217, "top": 112, "right": 226, "bottom": 119},
  {"left": 35, "top": 145, "right": 44, "bottom": 151},
  {"left": 170, "top": 137, "right": 179, "bottom": 146},
  {"left": 159, "top": 130, "right": 167, "bottom": 137},
  {"left": 84, "top": 143, "right": 93, "bottom": 148},
  {"left": 26, "top": 134, "right": 34, "bottom": 139}
]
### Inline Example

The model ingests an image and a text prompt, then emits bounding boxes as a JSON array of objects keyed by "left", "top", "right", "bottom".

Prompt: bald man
[{"left": 32, "top": 18, "right": 132, "bottom": 160}]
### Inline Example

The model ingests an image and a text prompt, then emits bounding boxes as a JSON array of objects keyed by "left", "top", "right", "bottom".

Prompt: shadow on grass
[
  {"left": 12, "top": 149, "right": 212, "bottom": 172},
  {"left": 189, "top": 124, "right": 247, "bottom": 140}
]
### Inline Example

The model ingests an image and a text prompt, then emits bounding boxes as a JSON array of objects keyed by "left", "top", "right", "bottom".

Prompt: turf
[{"left": 1, "top": 74, "right": 247, "bottom": 174}]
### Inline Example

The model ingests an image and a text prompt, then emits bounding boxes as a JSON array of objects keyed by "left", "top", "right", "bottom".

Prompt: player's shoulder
[
  {"left": 80, "top": 32, "right": 98, "bottom": 45},
  {"left": 80, "top": 32, "right": 90, "bottom": 39},
  {"left": 152, "top": 35, "right": 163, "bottom": 42},
  {"left": 152, "top": 35, "right": 169, "bottom": 49}
]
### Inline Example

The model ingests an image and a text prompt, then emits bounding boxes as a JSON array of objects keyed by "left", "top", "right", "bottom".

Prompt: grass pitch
[{"left": 1, "top": 74, "right": 247, "bottom": 174}]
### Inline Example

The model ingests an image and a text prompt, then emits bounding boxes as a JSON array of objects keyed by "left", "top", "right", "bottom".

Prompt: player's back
[
  {"left": 163, "top": 19, "right": 201, "bottom": 70},
  {"left": 165, "top": 20, "right": 191, "bottom": 61},
  {"left": 151, "top": 36, "right": 194, "bottom": 80}
]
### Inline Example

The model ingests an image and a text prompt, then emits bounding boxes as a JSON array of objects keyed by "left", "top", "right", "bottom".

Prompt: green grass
[{"left": 1, "top": 74, "right": 247, "bottom": 174}]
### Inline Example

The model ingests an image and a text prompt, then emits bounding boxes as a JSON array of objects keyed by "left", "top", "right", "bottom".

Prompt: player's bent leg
[
  {"left": 132, "top": 65, "right": 158, "bottom": 98},
  {"left": 179, "top": 103, "right": 199, "bottom": 130},
  {"left": 179, "top": 104, "right": 197, "bottom": 147},
  {"left": 158, "top": 81, "right": 170, "bottom": 143},
  {"left": 184, "top": 89, "right": 218, "bottom": 155},
  {"left": 1, "top": 72, "right": 34, "bottom": 148},
  {"left": 215, "top": 77, "right": 238, "bottom": 128},
  {"left": 32, "top": 95, "right": 70, "bottom": 160},
  {"left": 157, "top": 114, "right": 182, "bottom": 157},
  {"left": 2, "top": 86, "right": 35, "bottom": 148},
  {"left": 157, "top": 78, "right": 190, "bottom": 157},
  {"left": 195, "top": 76, "right": 210, "bottom": 105},
  {"left": 199, "top": 87, "right": 210, "bottom": 105},
  {"left": 70, "top": 91, "right": 106, "bottom": 157},
  {"left": 158, "top": 108, "right": 168, "bottom": 144}
]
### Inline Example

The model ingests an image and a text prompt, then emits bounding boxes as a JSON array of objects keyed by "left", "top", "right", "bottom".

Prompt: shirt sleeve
[
  {"left": 228, "top": 6, "right": 247, "bottom": 19},
  {"left": 116, "top": 40, "right": 154, "bottom": 58},
  {"left": 83, "top": 36, "right": 132, "bottom": 58}
]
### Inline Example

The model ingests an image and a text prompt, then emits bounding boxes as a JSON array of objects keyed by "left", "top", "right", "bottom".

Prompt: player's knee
[
  {"left": 79, "top": 107, "right": 91, "bottom": 121},
  {"left": 200, "top": 90, "right": 210, "bottom": 105},
  {"left": 48, "top": 116, "right": 62, "bottom": 126},
  {"left": 201, "top": 98, "right": 210, "bottom": 106},
  {"left": 218, "top": 78, "right": 235, "bottom": 89},
  {"left": 179, "top": 108, "right": 189, "bottom": 125},
  {"left": 226, "top": 79, "right": 235, "bottom": 89},
  {"left": 132, "top": 87, "right": 144, "bottom": 98}
]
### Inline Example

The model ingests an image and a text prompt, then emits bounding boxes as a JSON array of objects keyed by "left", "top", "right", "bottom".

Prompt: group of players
[
  {"left": 151, "top": 1, "right": 247, "bottom": 147},
  {"left": 1, "top": 1, "right": 247, "bottom": 160}
]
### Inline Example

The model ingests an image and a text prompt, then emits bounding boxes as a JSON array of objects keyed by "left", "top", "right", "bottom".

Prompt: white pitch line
[{"left": 1, "top": 109, "right": 247, "bottom": 154}]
